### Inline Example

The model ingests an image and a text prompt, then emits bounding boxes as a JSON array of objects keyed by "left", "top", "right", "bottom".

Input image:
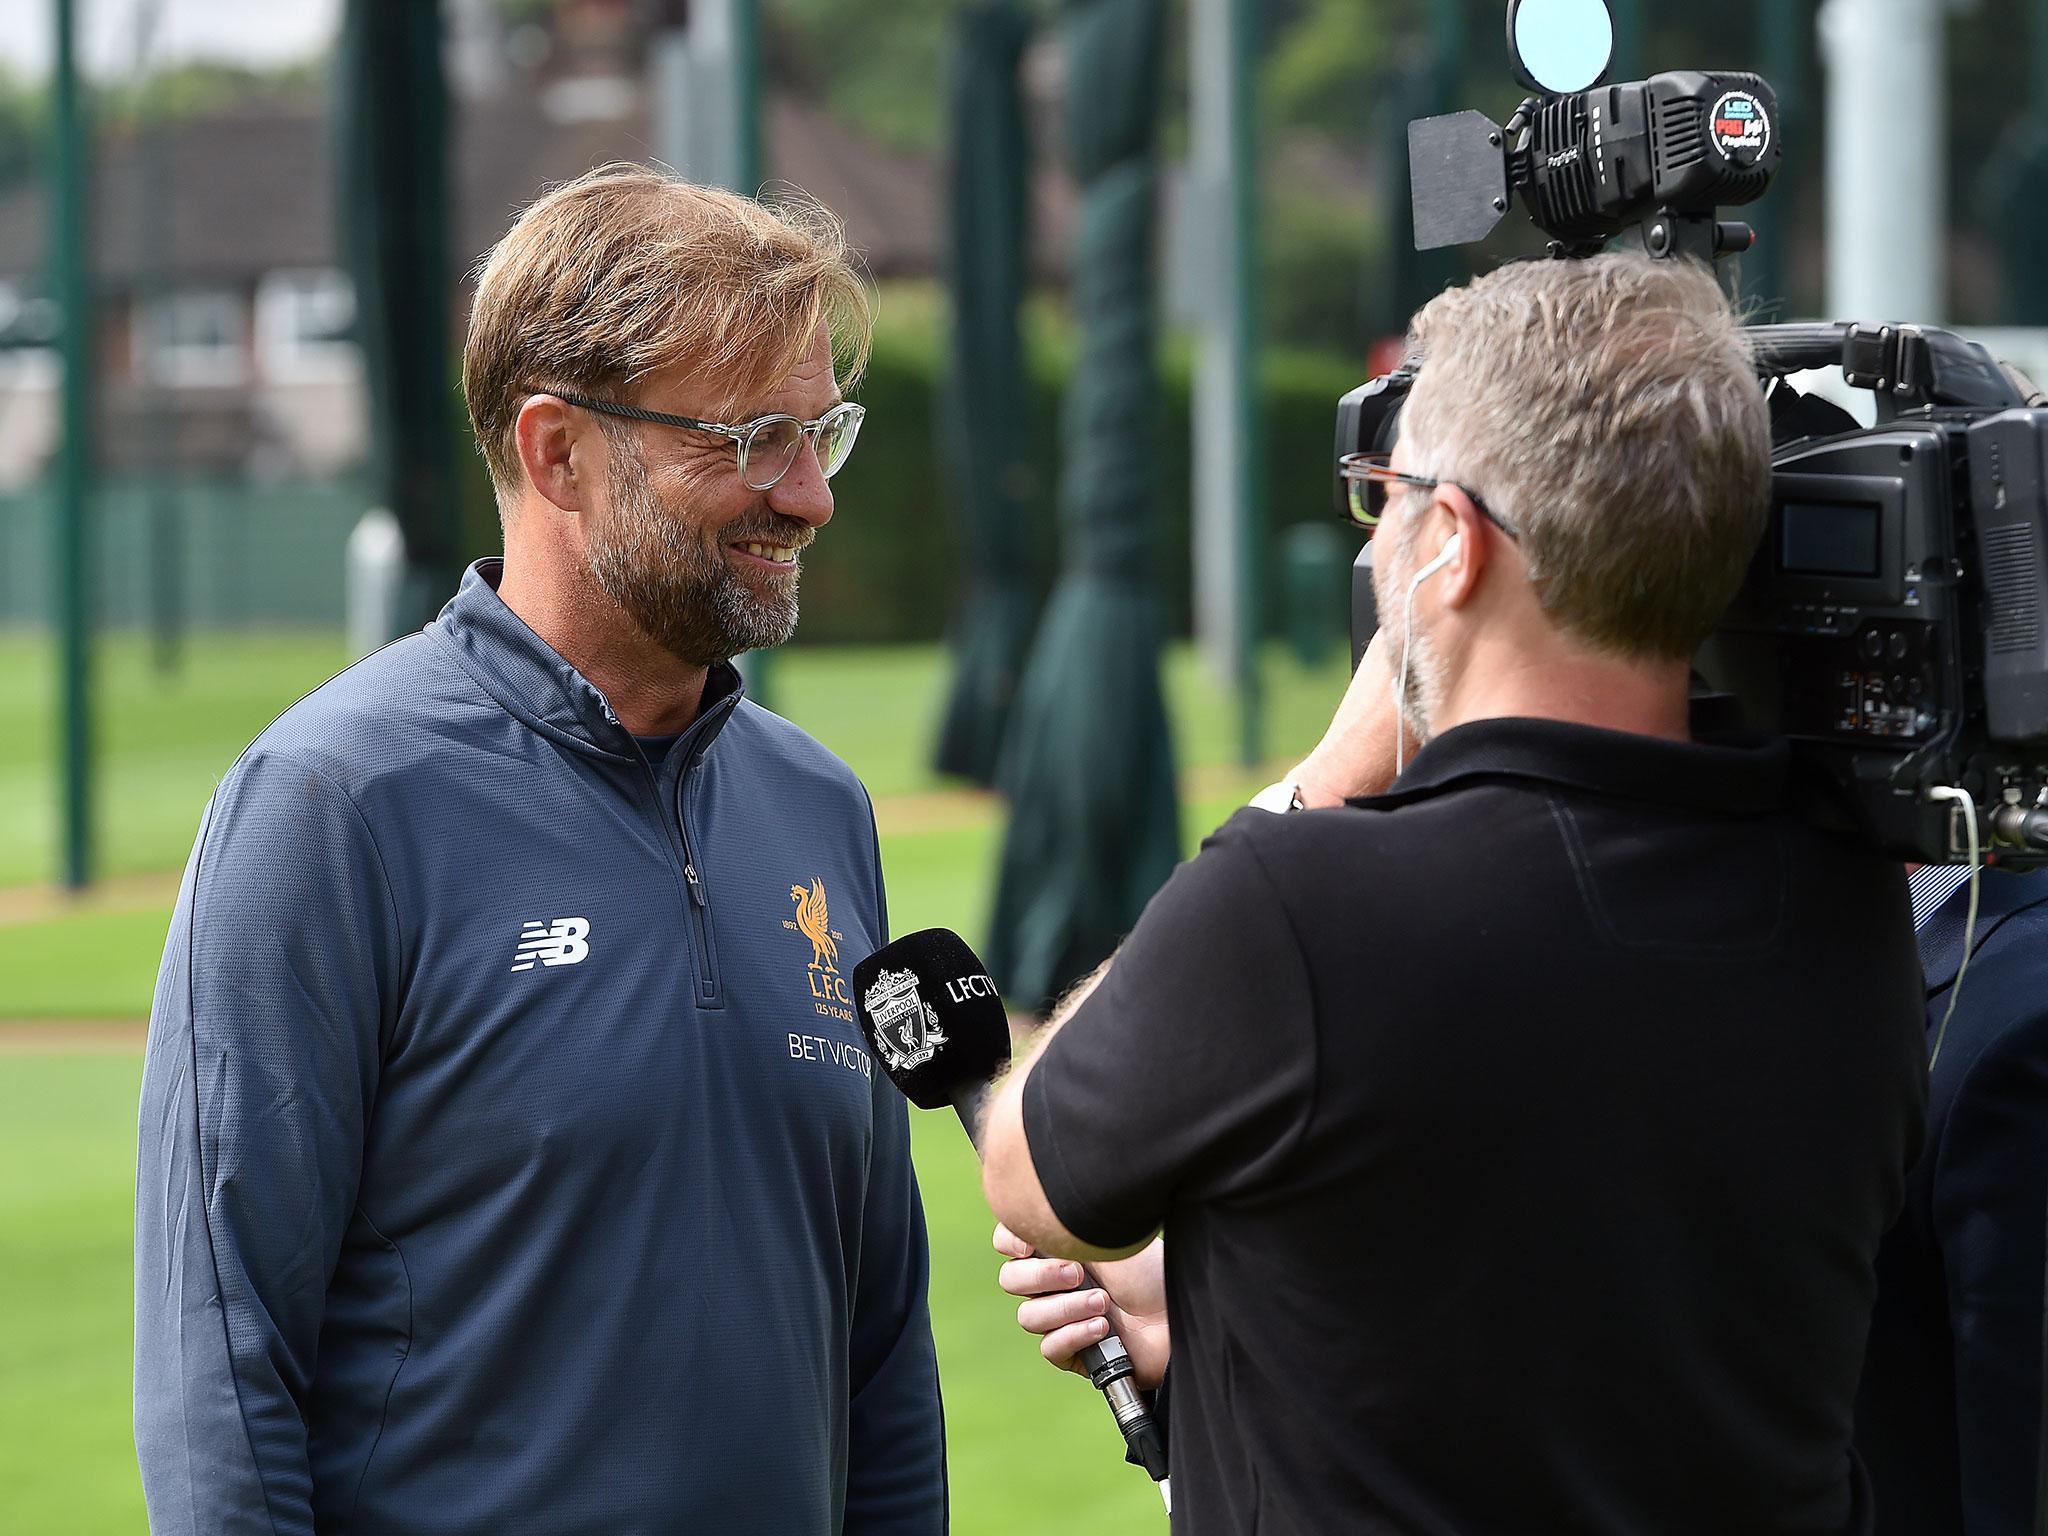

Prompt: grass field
[
  {"left": 0, "top": 628, "right": 1350, "bottom": 1533},
  {"left": 0, "top": 1055, "right": 1179, "bottom": 1534}
]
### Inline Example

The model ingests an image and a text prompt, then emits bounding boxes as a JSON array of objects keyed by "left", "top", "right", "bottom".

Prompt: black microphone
[{"left": 852, "top": 929, "right": 1171, "bottom": 1490}]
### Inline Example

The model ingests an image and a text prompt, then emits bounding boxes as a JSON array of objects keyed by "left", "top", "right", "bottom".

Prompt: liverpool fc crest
[{"left": 861, "top": 968, "right": 947, "bottom": 1071}]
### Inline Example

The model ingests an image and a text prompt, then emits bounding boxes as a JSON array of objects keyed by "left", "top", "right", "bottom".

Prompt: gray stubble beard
[{"left": 587, "top": 442, "right": 803, "bottom": 667}]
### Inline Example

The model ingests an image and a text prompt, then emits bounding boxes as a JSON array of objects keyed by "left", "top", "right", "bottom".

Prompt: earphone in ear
[{"left": 1408, "top": 533, "right": 1462, "bottom": 591}]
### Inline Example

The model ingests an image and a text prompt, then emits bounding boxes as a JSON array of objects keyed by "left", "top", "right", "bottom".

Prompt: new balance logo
[{"left": 511, "top": 917, "right": 591, "bottom": 973}]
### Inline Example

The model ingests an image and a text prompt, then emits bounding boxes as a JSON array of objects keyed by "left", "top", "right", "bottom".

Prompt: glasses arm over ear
[{"left": 544, "top": 391, "right": 745, "bottom": 440}]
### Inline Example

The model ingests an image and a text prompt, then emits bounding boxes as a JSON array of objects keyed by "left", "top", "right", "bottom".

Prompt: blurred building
[{"left": 0, "top": 13, "right": 1056, "bottom": 491}]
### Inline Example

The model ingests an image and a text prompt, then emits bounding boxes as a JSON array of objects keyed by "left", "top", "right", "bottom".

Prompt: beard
[
  {"left": 586, "top": 439, "right": 809, "bottom": 667},
  {"left": 1371, "top": 517, "right": 1446, "bottom": 746}
]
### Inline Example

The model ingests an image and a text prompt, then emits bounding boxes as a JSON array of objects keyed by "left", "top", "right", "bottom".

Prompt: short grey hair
[{"left": 1398, "top": 253, "right": 1771, "bottom": 660}]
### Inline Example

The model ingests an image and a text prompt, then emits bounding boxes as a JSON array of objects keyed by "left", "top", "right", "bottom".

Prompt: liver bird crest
[{"left": 790, "top": 879, "right": 838, "bottom": 972}]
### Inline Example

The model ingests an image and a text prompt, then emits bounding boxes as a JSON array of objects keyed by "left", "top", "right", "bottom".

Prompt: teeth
[{"left": 738, "top": 542, "right": 797, "bottom": 562}]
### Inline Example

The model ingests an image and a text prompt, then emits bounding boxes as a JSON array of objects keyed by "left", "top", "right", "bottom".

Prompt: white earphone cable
[
  {"left": 1393, "top": 535, "right": 1458, "bottom": 777},
  {"left": 1924, "top": 785, "right": 1982, "bottom": 1072}
]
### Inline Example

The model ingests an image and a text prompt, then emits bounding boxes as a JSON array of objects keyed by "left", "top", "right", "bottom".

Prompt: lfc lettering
[
  {"left": 943, "top": 973, "right": 998, "bottom": 1004},
  {"left": 810, "top": 967, "right": 854, "bottom": 1022}
]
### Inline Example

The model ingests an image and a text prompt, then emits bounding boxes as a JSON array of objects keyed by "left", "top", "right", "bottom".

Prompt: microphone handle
[
  {"left": 1077, "top": 1327, "right": 1170, "bottom": 1484},
  {"left": 950, "top": 1094, "right": 1169, "bottom": 1486}
]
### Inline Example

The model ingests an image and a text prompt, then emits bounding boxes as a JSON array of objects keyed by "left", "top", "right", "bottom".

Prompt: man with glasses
[
  {"left": 135, "top": 166, "right": 943, "bottom": 1535},
  {"left": 982, "top": 253, "right": 1927, "bottom": 1534}
]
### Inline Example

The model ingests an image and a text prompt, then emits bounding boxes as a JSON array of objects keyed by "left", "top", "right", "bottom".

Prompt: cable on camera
[{"left": 1924, "top": 784, "right": 1983, "bottom": 1071}]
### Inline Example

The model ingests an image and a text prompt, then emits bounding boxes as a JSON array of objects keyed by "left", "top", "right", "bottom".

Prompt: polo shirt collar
[
  {"left": 1917, "top": 867, "right": 2048, "bottom": 996},
  {"left": 434, "top": 557, "right": 744, "bottom": 762},
  {"left": 1365, "top": 714, "right": 1792, "bottom": 817}
]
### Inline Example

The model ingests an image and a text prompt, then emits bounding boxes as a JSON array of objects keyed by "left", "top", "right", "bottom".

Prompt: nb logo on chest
[{"left": 510, "top": 917, "right": 591, "bottom": 973}]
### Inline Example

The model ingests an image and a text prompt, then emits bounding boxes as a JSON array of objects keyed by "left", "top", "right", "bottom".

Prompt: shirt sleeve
[
  {"left": 1931, "top": 1010, "right": 2048, "bottom": 1536},
  {"left": 1022, "top": 812, "right": 1317, "bottom": 1250},
  {"left": 843, "top": 830, "right": 948, "bottom": 1534},
  {"left": 134, "top": 749, "right": 396, "bottom": 1536}
]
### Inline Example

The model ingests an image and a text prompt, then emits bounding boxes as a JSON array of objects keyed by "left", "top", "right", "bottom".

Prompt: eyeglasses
[
  {"left": 1337, "top": 452, "right": 1521, "bottom": 541},
  {"left": 547, "top": 390, "right": 866, "bottom": 492}
]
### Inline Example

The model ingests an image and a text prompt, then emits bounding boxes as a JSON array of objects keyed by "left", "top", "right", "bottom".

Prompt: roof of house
[{"left": 0, "top": 88, "right": 1069, "bottom": 288}]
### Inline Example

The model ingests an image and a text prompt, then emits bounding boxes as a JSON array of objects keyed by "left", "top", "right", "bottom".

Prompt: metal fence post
[{"left": 51, "top": 0, "right": 94, "bottom": 889}]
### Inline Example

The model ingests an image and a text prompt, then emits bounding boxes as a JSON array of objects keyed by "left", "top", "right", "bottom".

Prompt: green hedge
[
  {"left": 802, "top": 308, "right": 1367, "bottom": 644},
  {"left": 454, "top": 292, "right": 1369, "bottom": 646}
]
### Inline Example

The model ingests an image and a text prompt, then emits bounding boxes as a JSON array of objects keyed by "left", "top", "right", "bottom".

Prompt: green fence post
[
  {"left": 1228, "top": 0, "right": 1264, "bottom": 768},
  {"left": 1608, "top": 0, "right": 1645, "bottom": 81},
  {"left": 1745, "top": 0, "right": 1809, "bottom": 316},
  {"left": 135, "top": 0, "right": 180, "bottom": 674},
  {"left": 50, "top": 0, "right": 94, "bottom": 890},
  {"left": 729, "top": 0, "right": 779, "bottom": 714}
]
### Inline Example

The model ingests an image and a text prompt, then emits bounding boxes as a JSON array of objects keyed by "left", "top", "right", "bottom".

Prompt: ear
[
  {"left": 513, "top": 394, "right": 599, "bottom": 515},
  {"left": 1428, "top": 484, "right": 1493, "bottom": 610}
]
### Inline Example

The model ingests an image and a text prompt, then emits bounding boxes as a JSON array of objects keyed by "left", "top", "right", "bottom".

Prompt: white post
[
  {"left": 651, "top": 1, "right": 740, "bottom": 189},
  {"left": 1189, "top": 0, "right": 1246, "bottom": 685},
  {"left": 346, "top": 507, "right": 406, "bottom": 659},
  {"left": 1820, "top": 0, "right": 1946, "bottom": 324}
]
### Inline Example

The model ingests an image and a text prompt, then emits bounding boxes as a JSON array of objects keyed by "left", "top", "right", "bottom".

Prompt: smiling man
[{"left": 133, "top": 166, "right": 944, "bottom": 1535}]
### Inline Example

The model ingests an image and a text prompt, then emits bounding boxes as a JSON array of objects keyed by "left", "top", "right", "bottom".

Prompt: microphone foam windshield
[{"left": 851, "top": 928, "right": 1013, "bottom": 1110}]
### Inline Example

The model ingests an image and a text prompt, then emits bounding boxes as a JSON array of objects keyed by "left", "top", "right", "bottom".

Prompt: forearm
[
  {"left": 1290, "top": 629, "right": 1406, "bottom": 807},
  {"left": 136, "top": 1009, "right": 318, "bottom": 1535},
  {"left": 136, "top": 760, "right": 386, "bottom": 1535},
  {"left": 843, "top": 1334, "right": 946, "bottom": 1533},
  {"left": 982, "top": 960, "right": 1147, "bottom": 1262}
]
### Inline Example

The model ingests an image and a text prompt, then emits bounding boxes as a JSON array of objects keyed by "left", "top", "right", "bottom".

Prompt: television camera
[{"left": 1339, "top": 0, "right": 2048, "bottom": 867}]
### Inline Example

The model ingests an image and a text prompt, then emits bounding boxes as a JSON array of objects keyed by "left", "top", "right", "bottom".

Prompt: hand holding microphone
[
  {"left": 994, "top": 1222, "right": 1170, "bottom": 1386},
  {"left": 851, "top": 929, "right": 1171, "bottom": 1494}
]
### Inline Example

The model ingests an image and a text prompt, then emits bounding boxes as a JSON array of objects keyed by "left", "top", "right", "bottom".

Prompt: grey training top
[{"left": 134, "top": 559, "right": 945, "bottom": 1535}]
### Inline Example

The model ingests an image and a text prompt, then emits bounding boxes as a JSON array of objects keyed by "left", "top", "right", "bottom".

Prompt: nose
[{"left": 768, "top": 437, "right": 834, "bottom": 530}]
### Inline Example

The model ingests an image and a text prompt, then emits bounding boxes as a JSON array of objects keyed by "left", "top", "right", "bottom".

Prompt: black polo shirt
[{"left": 1024, "top": 716, "right": 1927, "bottom": 1536}]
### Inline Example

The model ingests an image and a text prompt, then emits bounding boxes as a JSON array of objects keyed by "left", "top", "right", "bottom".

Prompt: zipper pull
[{"left": 683, "top": 861, "right": 707, "bottom": 906}]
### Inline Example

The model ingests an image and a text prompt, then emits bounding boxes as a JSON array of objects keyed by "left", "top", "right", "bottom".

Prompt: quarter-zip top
[
  {"left": 628, "top": 685, "right": 736, "bottom": 1009},
  {"left": 133, "top": 558, "right": 946, "bottom": 1535}
]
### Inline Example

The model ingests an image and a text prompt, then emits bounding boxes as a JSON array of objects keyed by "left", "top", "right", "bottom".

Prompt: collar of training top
[
  {"left": 1917, "top": 865, "right": 2048, "bottom": 998},
  {"left": 1362, "top": 715, "right": 1793, "bottom": 818},
  {"left": 433, "top": 557, "right": 744, "bottom": 762}
]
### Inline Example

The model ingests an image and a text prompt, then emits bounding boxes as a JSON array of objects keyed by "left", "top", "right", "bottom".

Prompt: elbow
[{"left": 979, "top": 1117, "right": 1025, "bottom": 1229}]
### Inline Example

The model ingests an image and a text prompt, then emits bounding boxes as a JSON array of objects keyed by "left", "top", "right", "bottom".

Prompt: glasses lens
[
  {"left": 742, "top": 417, "right": 804, "bottom": 490},
  {"left": 1342, "top": 456, "right": 1388, "bottom": 530},
  {"left": 815, "top": 405, "right": 864, "bottom": 478},
  {"left": 1346, "top": 476, "right": 1382, "bottom": 529}
]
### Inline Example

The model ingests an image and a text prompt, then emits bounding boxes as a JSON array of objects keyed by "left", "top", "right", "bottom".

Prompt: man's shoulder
[
  {"left": 228, "top": 630, "right": 485, "bottom": 801},
  {"left": 1201, "top": 794, "right": 1449, "bottom": 878},
  {"left": 721, "top": 698, "right": 873, "bottom": 815}
]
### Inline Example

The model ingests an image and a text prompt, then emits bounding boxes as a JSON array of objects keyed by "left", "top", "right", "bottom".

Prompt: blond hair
[
  {"left": 463, "top": 163, "right": 872, "bottom": 495},
  {"left": 1399, "top": 253, "right": 1770, "bottom": 660}
]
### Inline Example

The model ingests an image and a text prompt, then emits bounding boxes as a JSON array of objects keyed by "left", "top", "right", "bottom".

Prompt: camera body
[
  {"left": 1340, "top": 3, "right": 2048, "bottom": 865},
  {"left": 1338, "top": 331, "right": 2048, "bottom": 867},
  {"left": 1703, "top": 326, "right": 2048, "bottom": 863}
]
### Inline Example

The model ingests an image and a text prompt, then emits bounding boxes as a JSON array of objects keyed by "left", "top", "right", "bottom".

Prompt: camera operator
[{"left": 980, "top": 252, "right": 1928, "bottom": 1535}]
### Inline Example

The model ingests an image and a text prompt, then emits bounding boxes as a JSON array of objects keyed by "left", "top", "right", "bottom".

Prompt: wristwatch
[{"left": 1247, "top": 779, "right": 1307, "bottom": 814}]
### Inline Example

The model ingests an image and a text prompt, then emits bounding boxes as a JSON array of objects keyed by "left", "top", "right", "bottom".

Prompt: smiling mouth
[{"left": 729, "top": 540, "right": 802, "bottom": 569}]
